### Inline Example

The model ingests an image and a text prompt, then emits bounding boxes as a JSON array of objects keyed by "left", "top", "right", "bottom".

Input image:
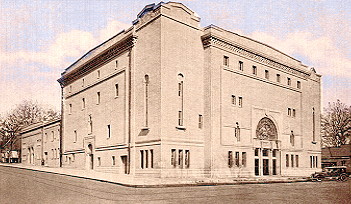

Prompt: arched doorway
[{"left": 255, "top": 117, "right": 280, "bottom": 176}]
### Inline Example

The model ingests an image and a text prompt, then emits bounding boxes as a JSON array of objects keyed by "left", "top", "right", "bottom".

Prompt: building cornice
[
  {"left": 58, "top": 34, "right": 137, "bottom": 86},
  {"left": 202, "top": 33, "right": 311, "bottom": 79}
]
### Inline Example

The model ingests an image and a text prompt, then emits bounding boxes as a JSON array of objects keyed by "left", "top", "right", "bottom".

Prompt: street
[{"left": 0, "top": 166, "right": 350, "bottom": 204}]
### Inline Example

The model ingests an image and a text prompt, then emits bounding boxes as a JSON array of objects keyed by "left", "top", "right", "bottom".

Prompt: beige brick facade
[{"left": 57, "top": 2, "right": 322, "bottom": 179}]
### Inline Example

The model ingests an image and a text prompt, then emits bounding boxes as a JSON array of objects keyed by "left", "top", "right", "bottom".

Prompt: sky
[{"left": 0, "top": 0, "right": 350, "bottom": 115}]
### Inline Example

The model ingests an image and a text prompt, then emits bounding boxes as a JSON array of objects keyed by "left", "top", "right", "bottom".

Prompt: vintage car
[{"left": 311, "top": 166, "right": 350, "bottom": 182}]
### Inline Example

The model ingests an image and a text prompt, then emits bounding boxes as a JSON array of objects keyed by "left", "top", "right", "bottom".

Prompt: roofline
[{"left": 20, "top": 119, "right": 61, "bottom": 134}]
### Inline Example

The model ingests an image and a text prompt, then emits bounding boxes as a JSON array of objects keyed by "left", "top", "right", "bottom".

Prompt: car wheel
[{"left": 339, "top": 174, "right": 348, "bottom": 182}]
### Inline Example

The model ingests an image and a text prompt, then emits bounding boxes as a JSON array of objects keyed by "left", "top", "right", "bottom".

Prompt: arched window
[
  {"left": 177, "top": 73, "right": 184, "bottom": 127},
  {"left": 256, "top": 117, "right": 278, "bottom": 140}
]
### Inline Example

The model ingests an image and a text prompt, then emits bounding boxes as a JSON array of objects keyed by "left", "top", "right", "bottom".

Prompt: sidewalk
[{"left": 0, "top": 163, "right": 309, "bottom": 187}]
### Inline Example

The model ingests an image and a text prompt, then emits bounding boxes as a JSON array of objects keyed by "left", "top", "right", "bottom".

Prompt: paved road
[{"left": 0, "top": 166, "right": 350, "bottom": 204}]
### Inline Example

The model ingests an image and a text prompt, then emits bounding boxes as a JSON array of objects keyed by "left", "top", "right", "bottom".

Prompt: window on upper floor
[
  {"left": 97, "top": 70, "right": 101, "bottom": 79},
  {"left": 238, "top": 97, "right": 243, "bottom": 108},
  {"left": 107, "top": 125, "right": 111, "bottom": 139},
  {"left": 144, "top": 75, "right": 150, "bottom": 127},
  {"left": 239, "top": 61, "right": 243, "bottom": 71},
  {"left": 290, "top": 131, "right": 295, "bottom": 146},
  {"left": 51, "top": 131, "right": 54, "bottom": 141},
  {"left": 276, "top": 74, "right": 281, "bottom": 83},
  {"left": 69, "top": 85, "right": 72, "bottom": 93},
  {"left": 231, "top": 95, "right": 236, "bottom": 105},
  {"left": 112, "top": 156, "right": 116, "bottom": 166},
  {"left": 115, "top": 84, "right": 119, "bottom": 97},
  {"left": 287, "top": 77, "right": 291, "bottom": 86},
  {"left": 293, "top": 109, "right": 296, "bottom": 117},
  {"left": 82, "top": 98, "right": 85, "bottom": 109},
  {"left": 252, "top": 66, "right": 257, "bottom": 75},
  {"left": 69, "top": 104, "right": 72, "bottom": 114},
  {"left": 82, "top": 78, "right": 85, "bottom": 87},
  {"left": 223, "top": 56, "right": 229, "bottom": 66},
  {"left": 297, "top": 81, "right": 301, "bottom": 89},
  {"left": 98, "top": 157, "right": 101, "bottom": 166},
  {"left": 288, "top": 108, "right": 291, "bottom": 116},
  {"left": 178, "top": 111, "right": 183, "bottom": 126},
  {"left": 115, "top": 60, "right": 118, "bottom": 69},
  {"left": 265, "top": 70, "right": 269, "bottom": 79},
  {"left": 97, "top": 92, "right": 101, "bottom": 105},
  {"left": 74, "top": 130, "right": 77, "bottom": 143},
  {"left": 235, "top": 122, "right": 240, "bottom": 141},
  {"left": 198, "top": 114, "right": 203, "bottom": 129}
]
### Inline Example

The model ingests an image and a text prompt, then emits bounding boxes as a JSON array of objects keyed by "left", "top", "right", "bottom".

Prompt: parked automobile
[{"left": 311, "top": 166, "right": 350, "bottom": 182}]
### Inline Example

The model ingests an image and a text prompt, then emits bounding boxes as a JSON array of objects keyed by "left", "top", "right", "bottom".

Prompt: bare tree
[
  {"left": 0, "top": 100, "right": 60, "bottom": 156},
  {"left": 321, "top": 100, "right": 351, "bottom": 147}
]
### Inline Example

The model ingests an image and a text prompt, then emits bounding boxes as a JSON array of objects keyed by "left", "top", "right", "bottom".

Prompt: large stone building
[
  {"left": 57, "top": 2, "right": 321, "bottom": 179},
  {"left": 20, "top": 119, "right": 61, "bottom": 167}
]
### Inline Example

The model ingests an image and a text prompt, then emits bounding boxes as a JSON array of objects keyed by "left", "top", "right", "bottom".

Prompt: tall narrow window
[
  {"left": 235, "top": 122, "right": 240, "bottom": 141},
  {"left": 286, "top": 154, "right": 289, "bottom": 167},
  {"left": 178, "top": 150, "right": 183, "bottom": 168},
  {"left": 82, "top": 78, "right": 85, "bottom": 87},
  {"left": 107, "top": 125, "right": 111, "bottom": 138},
  {"left": 82, "top": 98, "right": 85, "bottom": 109},
  {"left": 144, "top": 75, "right": 149, "bottom": 127},
  {"left": 288, "top": 108, "right": 291, "bottom": 116},
  {"left": 145, "top": 150, "right": 149, "bottom": 168},
  {"left": 97, "top": 70, "right": 101, "bottom": 79},
  {"left": 287, "top": 77, "right": 291, "bottom": 86},
  {"left": 69, "top": 85, "right": 72, "bottom": 93},
  {"left": 312, "top": 108, "right": 315, "bottom": 142},
  {"left": 52, "top": 131, "right": 54, "bottom": 141},
  {"left": 290, "top": 131, "right": 295, "bottom": 146},
  {"left": 238, "top": 97, "right": 243, "bottom": 108},
  {"left": 98, "top": 157, "right": 101, "bottom": 166},
  {"left": 223, "top": 56, "right": 229, "bottom": 66},
  {"left": 235, "top": 152, "right": 240, "bottom": 167},
  {"left": 45, "top": 133, "right": 48, "bottom": 142},
  {"left": 297, "top": 81, "right": 301, "bottom": 89},
  {"left": 112, "top": 156, "right": 116, "bottom": 166},
  {"left": 198, "top": 114, "right": 203, "bottom": 129},
  {"left": 115, "top": 60, "right": 118, "bottom": 69},
  {"left": 228, "top": 151, "right": 233, "bottom": 168},
  {"left": 310, "top": 156, "right": 313, "bottom": 168},
  {"left": 140, "top": 150, "right": 144, "bottom": 169},
  {"left": 252, "top": 66, "right": 257, "bottom": 75},
  {"left": 185, "top": 150, "right": 190, "bottom": 168},
  {"left": 265, "top": 70, "right": 269, "bottom": 79},
  {"left": 97, "top": 92, "right": 101, "bottom": 104},
  {"left": 88, "top": 115, "right": 93, "bottom": 134},
  {"left": 315, "top": 156, "right": 318, "bottom": 168},
  {"left": 74, "top": 130, "right": 77, "bottom": 143},
  {"left": 239, "top": 61, "right": 243, "bottom": 71},
  {"left": 177, "top": 74, "right": 184, "bottom": 127},
  {"left": 69, "top": 104, "right": 72, "bottom": 114},
  {"left": 242, "top": 152, "right": 247, "bottom": 167},
  {"left": 291, "top": 154, "right": 294, "bottom": 167},
  {"left": 296, "top": 155, "right": 299, "bottom": 167},
  {"left": 150, "top": 149, "right": 154, "bottom": 168},
  {"left": 115, "top": 84, "right": 119, "bottom": 97},
  {"left": 171, "top": 149, "right": 176, "bottom": 167},
  {"left": 293, "top": 109, "right": 296, "bottom": 117},
  {"left": 276, "top": 74, "right": 281, "bottom": 82},
  {"left": 231, "top": 95, "right": 236, "bottom": 105}
]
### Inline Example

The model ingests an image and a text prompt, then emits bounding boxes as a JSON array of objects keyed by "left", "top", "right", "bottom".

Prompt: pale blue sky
[{"left": 1, "top": 0, "right": 350, "bottom": 114}]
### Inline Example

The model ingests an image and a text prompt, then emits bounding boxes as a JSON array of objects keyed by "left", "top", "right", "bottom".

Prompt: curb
[{"left": 0, "top": 164, "right": 310, "bottom": 188}]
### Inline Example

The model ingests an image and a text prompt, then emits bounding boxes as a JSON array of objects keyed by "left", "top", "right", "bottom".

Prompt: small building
[
  {"left": 322, "top": 144, "right": 351, "bottom": 169},
  {"left": 20, "top": 119, "right": 61, "bottom": 167}
]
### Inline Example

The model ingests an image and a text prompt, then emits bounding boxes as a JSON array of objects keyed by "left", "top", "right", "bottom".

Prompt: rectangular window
[
  {"left": 235, "top": 126, "right": 240, "bottom": 142},
  {"left": 293, "top": 109, "right": 296, "bottom": 117},
  {"left": 239, "top": 61, "right": 243, "bottom": 71},
  {"left": 112, "top": 156, "right": 116, "bottom": 166},
  {"left": 69, "top": 85, "right": 72, "bottom": 93},
  {"left": 145, "top": 150, "right": 149, "bottom": 168},
  {"left": 223, "top": 56, "right": 229, "bottom": 66},
  {"left": 198, "top": 114, "right": 203, "bottom": 129},
  {"left": 115, "top": 60, "right": 118, "bottom": 69},
  {"left": 242, "top": 152, "right": 247, "bottom": 167},
  {"left": 252, "top": 66, "right": 257, "bottom": 75},
  {"left": 69, "top": 104, "right": 72, "bottom": 114},
  {"left": 276, "top": 74, "right": 281, "bottom": 82},
  {"left": 178, "top": 111, "right": 183, "bottom": 126},
  {"left": 52, "top": 131, "right": 54, "bottom": 141},
  {"left": 262, "top": 149, "right": 268, "bottom": 157},
  {"left": 288, "top": 108, "right": 291, "bottom": 116},
  {"left": 97, "top": 70, "right": 100, "bottom": 79},
  {"left": 115, "top": 84, "right": 119, "bottom": 97},
  {"left": 185, "top": 150, "right": 190, "bottom": 168},
  {"left": 74, "top": 130, "right": 77, "bottom": 143},
  {"left": 72, "top": 153, "right": 75, "bottom": 162},
  {"left": 45, "top": 133, "right": 48, "bottom": 142},
  {"left": 296, "top": 155, "right": 299, "bottom": 167},
  {"left": 82, "top": 98, "right": 85, "bottom": 109},
  {"left": 82, "top": 78, "right": 85, "bottom": 87},
  {"left": 178, "top": 81, "right": 183, "bottom": 97},
  {"left": 97, "top": 92, "right": 101, "bottom": 104},
  {"left": 171, "top": 149, "right": 176, "bottom": 167},
  {"left": 265, "top": 70, "right": 269, "bottom": 79},
  {"left": 235, "top": 152, "right": 240, "bottom": 167},
  {"left": 140, "top": 150, "right": 144, "bottom": 169},
  {"left": 287, "top": 77, "right": 291, "bottom": 86},
  {"left": 273, "top": 150, "right": 277, "bottom": 157},
  {"left": 310, "top": 156, "right": 313, "bottom": 168},
  {"left": 98, "top": 157, "right": 101, "bottom": 166},
  {"left": 255, "top": 148, "right": 259, "bottom": 156},
  {"left": 286, "top": 154, "right": 289, "bottom": 167},
  {"left": 315, "top": 156, "right": 318, "bottom": 168},
  {"left": 150, "top": 149, "right": 154, "bottom": 168},
  {"left": 228, "top": 151, "right": 233, "bottom": 167},
  {"left": 297, "top": 81, "right": 301, "bottom": 89},
  {"left": 178, "top": 150, "right": 183, "bottom": 168},
  {"left": 291, "top": 155, "right": 294, "bottom": 167},
  {"left": 231, "top": 95, "right": 236, "bottom": 105},
  {"left": 107, "top": 125, "right": 111, "bottom": 138},
  {"left": 238, "top": 97, "right": 243, "bottom": 108}
]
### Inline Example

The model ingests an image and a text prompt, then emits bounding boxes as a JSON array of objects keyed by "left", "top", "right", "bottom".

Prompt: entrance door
[
  {"left": 121, "top": 156, "right": 128, "bottom": 174},
  {"left": 263, "top": 159, "right": 269, "bottom": 175},
  {"left": 272, "top": 159, "right": 277, "bottom": 175}
]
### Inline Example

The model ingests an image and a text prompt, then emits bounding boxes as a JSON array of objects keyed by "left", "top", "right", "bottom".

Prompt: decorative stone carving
[{"left": 256, "top": 117, "right": 278, "bottom": 140}]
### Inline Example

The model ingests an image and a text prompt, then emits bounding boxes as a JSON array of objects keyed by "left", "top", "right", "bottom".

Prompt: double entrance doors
[{"left": 254, "top": 148, "right": 280, "bottom": 176}]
